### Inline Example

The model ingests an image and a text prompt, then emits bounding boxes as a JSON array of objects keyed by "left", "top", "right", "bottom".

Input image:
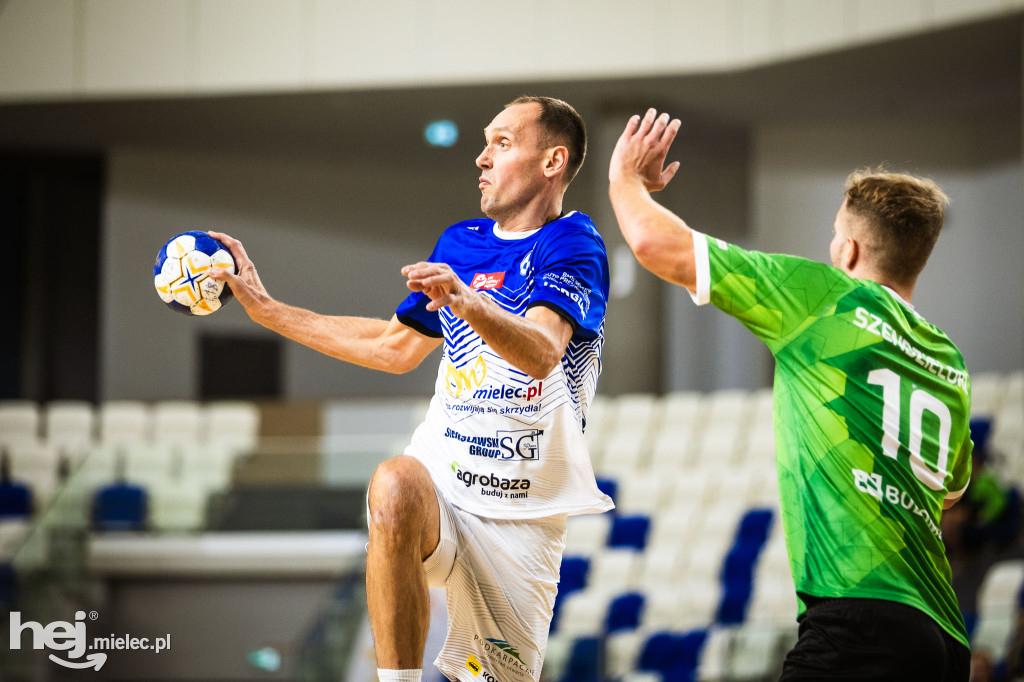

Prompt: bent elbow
[
  {"left": 527, "top": 352, "right": 562, "bottom": 382},
  {"left": 629, "top": 237, "right": 662, "bottom": 273}
]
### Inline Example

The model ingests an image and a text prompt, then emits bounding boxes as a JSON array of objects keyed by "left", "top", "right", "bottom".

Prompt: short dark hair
[
  {"left": 506, "top": 95, "right": 587, "bottom": 185},
  {"left": 844, "top": 169, "right": 950, "bottom": 284}
]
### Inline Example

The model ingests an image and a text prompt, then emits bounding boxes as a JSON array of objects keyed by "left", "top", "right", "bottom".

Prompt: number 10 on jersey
[{"left": 867, "top": 368, "right": 953, "bottom": 491}]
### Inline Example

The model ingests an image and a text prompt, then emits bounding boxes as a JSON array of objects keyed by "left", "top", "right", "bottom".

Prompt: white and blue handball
[{"left": 153, "top": 231, "right": 236, "bottom": 315}]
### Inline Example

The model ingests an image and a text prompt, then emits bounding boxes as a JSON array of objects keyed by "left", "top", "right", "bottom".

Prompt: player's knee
[{"left": 367, "top": 456, "right": 433, "bottom": 538}]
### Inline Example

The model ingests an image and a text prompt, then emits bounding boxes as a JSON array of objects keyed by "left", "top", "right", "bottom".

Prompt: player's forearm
[
  {"left": 460, "top": 299, "right": 563, "bottom": 380},
  {"left": 609, "top": 177, "right": 697, "bottom": 291},
  {"left": 251, "top": 299, "right": 413, "bottom": 373}
]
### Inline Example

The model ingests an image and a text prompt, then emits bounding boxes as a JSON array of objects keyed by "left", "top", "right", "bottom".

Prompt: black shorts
[{"left": 779, "top": 595, "right": 970, "bottom": 682}]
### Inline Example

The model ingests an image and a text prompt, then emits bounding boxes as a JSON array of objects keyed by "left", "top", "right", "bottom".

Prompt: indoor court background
[{"left": 1, "top": 1, "right": 1022, "bottom": 680}]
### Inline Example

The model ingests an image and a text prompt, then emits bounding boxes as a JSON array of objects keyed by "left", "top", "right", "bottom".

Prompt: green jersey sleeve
[{"left": 690, "top": 232, "right": 858, "bottom": 353}]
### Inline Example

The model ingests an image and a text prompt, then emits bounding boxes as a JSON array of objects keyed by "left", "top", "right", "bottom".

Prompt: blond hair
[{"left": 844, "top": 169, "right": 950, "bottom": 284}]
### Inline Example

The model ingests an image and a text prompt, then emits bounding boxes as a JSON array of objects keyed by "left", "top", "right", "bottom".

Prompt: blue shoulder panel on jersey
[{"left": 527, "top": 213, "right": 609, "bottom": 340}]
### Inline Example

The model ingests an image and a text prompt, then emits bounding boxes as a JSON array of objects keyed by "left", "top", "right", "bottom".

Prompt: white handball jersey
[{"left": 396, "top": 212, "right": 614, "bottom": 519}]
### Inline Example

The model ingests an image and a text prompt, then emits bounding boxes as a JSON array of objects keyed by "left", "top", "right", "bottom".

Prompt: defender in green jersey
[{"left": 608, "top": 109, "right": 972, "bottom": 681}]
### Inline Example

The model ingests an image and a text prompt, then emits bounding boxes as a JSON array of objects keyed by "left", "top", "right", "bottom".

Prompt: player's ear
[
  {"left": 844, "top": 236, "right": 860, "bottom": 271},
  {"left": 543, "top": 145, "right": 568, "bottom": 180}
]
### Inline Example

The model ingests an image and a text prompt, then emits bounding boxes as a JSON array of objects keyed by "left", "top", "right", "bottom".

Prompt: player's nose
[{"left": 475, "top": 148, "right": 491, "bottom": 169}]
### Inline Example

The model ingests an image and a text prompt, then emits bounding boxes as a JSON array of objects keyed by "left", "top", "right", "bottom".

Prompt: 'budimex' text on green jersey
[{"left": 689, "top": 232, "right": 973, "bottom": 648}]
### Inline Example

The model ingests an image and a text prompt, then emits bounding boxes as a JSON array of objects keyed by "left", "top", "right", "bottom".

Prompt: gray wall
[
  {"left": 101, "top": 147, "right": 470, "bottom": 400},
  {"left": 101, "top": 110, "right": 1023, "bottom": 400},
  {"left": 749, "top": 114, "right": 1023, "bottom": 377}
]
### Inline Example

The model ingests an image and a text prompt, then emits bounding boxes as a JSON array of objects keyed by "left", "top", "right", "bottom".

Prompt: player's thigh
[{"left": 367, "top": 455, "right": 441, "bottom": 559}]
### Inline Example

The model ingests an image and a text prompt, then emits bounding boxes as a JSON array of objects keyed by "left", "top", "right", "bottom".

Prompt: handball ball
[{"left": 153, "top": 231, "right": 236, "bottom": 315}]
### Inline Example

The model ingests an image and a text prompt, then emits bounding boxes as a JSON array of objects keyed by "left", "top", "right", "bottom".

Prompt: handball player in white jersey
[{"left": 209, "top": 96, "right": 613, "bottom": 682}]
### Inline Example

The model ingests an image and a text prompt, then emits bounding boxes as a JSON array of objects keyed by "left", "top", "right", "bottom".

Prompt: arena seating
[
  {"left": 0, "top": 399, "right": 261, "bottom": 536},
  {"left": 0, "top": 368, "right": 1020, "bottom": 680},
  {"left": 544, "top": 370, "right": 1024, "bottom": 682}
]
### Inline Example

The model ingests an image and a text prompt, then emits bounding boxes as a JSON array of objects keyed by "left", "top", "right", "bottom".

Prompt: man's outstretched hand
[{"left": 609, "top": 108, "right": 682, "bottom": 192}]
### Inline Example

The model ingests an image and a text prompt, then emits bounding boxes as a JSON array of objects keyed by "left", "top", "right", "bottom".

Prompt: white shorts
[{"left": 423, "top": 486, "right": 567, "bottom": 682}]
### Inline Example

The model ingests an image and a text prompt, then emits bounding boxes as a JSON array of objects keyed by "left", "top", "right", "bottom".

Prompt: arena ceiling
[{"left": 0, "top": 14, "right": 1018, "bottom": 165}]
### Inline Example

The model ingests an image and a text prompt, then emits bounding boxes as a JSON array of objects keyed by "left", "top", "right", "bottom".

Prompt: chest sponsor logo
[
  {"left": 445, "top": 428, "right": 542, "bottom": 460},
  {"left": 451, "top": 461, "right": 530, "bottom": 500},
  {"left": 445, "top": 357, "right": 488, "bottom": 398},
  {"left": 473, "top": 381, "right": 543, "bottom": 402},
  {"left": 852, "top": 468, "right": 941, "bottom": 539},
  {"left": 470, "top": 272, "right": 505, "bottom": 290}
]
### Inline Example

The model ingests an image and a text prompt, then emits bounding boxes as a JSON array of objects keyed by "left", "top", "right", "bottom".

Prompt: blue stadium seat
[
  {"left": 0, "top": 481, "right": 32, "bottom": 518},
  {"left": 559, "top": 636, "right": 603, "bottom": 682},
  {"left": 92, "top": 482, "right": 148, "bottom": 531},
  {"left": 558, "top": 555, "right": 590, "bottom": 594},
  {"left": 596, "top": 477, "right": 617, "bottom": 508},
  {"left": 552, "top": 556, "right": 591, "bottom": 633},
  {"left": 638, "top": 630, "right": 707, "bottom": 682},
  {"left": 606, "top": 592, "right": 645, "bottom": 633},
  {"left": 717, "top": 509, "right": 774, "bottom": 624},
  {"left": 608, "top": 515, "right": 651, "bottom": 550}
]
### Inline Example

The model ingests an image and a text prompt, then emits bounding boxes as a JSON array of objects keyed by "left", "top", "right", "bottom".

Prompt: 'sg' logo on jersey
[{"left": 445, "top": 357, "right": 488, "bottom": 398}]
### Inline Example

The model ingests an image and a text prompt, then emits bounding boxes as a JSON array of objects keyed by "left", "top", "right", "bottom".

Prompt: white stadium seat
[
  {"left": 556, "top": 588, "right": 614, "bottom": 637},
  {"left": 99, "top": 401, "right": 152, "bottom": 446},
  {"left": 692, "top": 428, "right": 744, "bottom": 467},
  {"left": 650, "top": 430, "right": 694, "bottom": 471},
  {"left": 647, "top": 502, "right": 702, "bottom": 550},
  {"left": 0, "top": 520, "right": 32, "bottom": 560},
  {"left": 971, "top": 372, "right": 1007, "bottom": 416},
  {"left": 615, "top": 393, "right": 662, "bottom": 435},
  {"left": 749, "top": 389, "right": 774, "bottom": 428},
  {"left": 204, "top": 401, "right": 260, "bottom": 453},
  {"left": 149, "top": 480, "right": 208, "bottom": 532},
  {"left": 973, "top": 615, "right": 1015, "bottom": 663},
  {"left": 585, "top": 394, "right": 613, "bottom": 433},
  {"left": 637, "top": 543, "right": 686, "bottom": 588},
  {"left": 641, "top": 585, "right": 686, "bottom": 630},
  {"left": 565, "top": 513, "right": 612, "bottom": 557},
  {"left": 0, "top": 400, "right": 40, "bottom": 447},
  {"left": 661, "top": 391, "right": 704, "bottom": 431},
  {"left": 677, "top": 577, "right": 722, "bottom": 629},
  {"left": 620, "top": 672, "right": 663, "bottom": 682},
  {"left": 704, "top": 389, "right": 752, "bottom": 429},
  {"left": 589, "top": 548, "right": 642, "bottom": 590},
  {"left": 696, "top": 626, "right": 736, "bottom": 681},
  {"left": 729, "top": 624, "right": 785, "bottom": 681},
  {"left": 540, "top": 633, "right": 573, "bottom": 681},
  {"left": 977, "top": 560, "right": 1024, "bottom": 616},
  {"left": 616, "top": 471, "right": 672, "bottom": 515},
  {"left": 152, "top": 400, "right": 203, "bottom": 447},
  {"left": 605, "top": 630, "right": 647, "bottom": 679},
  {"left": 598, "top": 429, "right": 652, "bottom": 475},
  {"left": 43, "top": 401, "right": 96, "bottom": 461}
]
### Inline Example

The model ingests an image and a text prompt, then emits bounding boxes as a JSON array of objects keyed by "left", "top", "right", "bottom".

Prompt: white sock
[{"left": 377, "top": 669, "right": 422, "bottom": 682}]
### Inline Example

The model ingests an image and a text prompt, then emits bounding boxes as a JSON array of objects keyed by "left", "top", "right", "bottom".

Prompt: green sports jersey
[{"left": 692, "top": 232, "right": 972, "bottom": 647}]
